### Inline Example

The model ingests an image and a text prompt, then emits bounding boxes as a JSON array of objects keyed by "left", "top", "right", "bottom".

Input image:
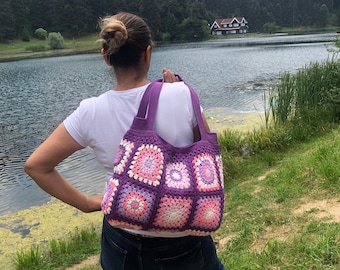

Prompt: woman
[{"left": 25, "top": 12, "right": 224, "bottom": 270}]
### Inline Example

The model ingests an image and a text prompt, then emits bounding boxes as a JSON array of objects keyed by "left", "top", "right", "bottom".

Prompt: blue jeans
[{"left": 100, "top": 218, "right": 225, "bottom": 270}]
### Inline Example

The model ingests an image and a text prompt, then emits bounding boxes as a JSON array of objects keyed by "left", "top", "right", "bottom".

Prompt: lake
[{"left": 0, "top": 33, "right": 338, "bottom": 215}]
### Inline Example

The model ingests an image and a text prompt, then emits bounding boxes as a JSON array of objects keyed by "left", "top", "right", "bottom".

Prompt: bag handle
[
  {"left": 133, "top": 76, "right": 208, "bottom": 140},
  {"left": 133, "top": 79, "right": 163, "bottom": 130},
  {"left": 183, "top": 79, "right": 209, "bottom": 141}
]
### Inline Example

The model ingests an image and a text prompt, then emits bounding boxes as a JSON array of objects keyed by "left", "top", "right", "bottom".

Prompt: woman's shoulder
[
  {"left": 77, "top": 90, "right": 113, "bottom": 109},
  {"left": 162, "top": 80, "right": 186, "bottom": 89},
  {"left": 161, "top": 81, "right": 191, "bottom": 97},
  {"left": 80, "top": 90, "right": 112, "bottom": 104},
  {"left": 73, "top": 91, "right": 114, "bottom": 120}
]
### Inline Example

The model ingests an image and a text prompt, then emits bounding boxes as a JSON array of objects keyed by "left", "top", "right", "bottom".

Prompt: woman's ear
[
  {"left": 143, "top": 45, "right": 152, "bottom": 68},
  {"left": 101, "top": 48, "right": 111, "bottom": 66}
]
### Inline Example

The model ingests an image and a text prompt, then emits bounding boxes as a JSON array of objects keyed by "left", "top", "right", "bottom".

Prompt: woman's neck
[{"left": 114, "top": 69, "right": 149, "bottom": 91}]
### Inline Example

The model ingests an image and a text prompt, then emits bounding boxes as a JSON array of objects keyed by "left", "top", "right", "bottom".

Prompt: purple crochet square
[
  {"left": 127, "top": 143, "right": 164, "bottom": 187},
  {"left": 113, "top": 139, "right": 135, "bottom": 174},
  {"left": 165, "top": 162, "right": 192, "bottom": 190},
  {"left": 116, "top": 182, "right": 156, "bottom": 224},
  {"left": 193, "top": 153, "right": 220, "bottom": 191},
  {"left": 191, "top": 196, "right": 223, "bottom": 231},
  {"left": 153, "top": 195, "right": 193, "bottom": 229}
]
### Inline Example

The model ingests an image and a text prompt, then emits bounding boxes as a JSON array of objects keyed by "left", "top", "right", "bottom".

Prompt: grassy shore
[
  {"left": 0, "top": 35, "right": 100, "bottom": 63},
  {"left": 1, "top": 28, "right": 338, "bottom": 63},
  {"left": 10, "top": 122, "right": 340, "bottom": 270}
]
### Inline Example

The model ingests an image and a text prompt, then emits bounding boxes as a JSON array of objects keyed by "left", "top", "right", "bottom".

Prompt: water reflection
[{"left": 0, "top": 33, "right": 337, "bottom": 214}]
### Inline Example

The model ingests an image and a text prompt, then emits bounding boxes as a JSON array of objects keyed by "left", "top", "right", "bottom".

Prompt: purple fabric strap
[{"left": 134, "top": 76, "right": 207, "bottom": 140}]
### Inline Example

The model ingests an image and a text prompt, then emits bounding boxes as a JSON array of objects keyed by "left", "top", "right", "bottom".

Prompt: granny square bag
[{"left": 101, "top": 77, "right": 225, "bottom": 236}]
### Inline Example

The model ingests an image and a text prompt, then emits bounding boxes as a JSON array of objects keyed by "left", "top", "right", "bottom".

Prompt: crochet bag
[{"left": 101, "top": 77, "right": 224, "bottom": 236}]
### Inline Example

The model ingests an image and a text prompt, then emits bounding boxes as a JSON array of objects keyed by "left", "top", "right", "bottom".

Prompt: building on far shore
[{"left": 210, "top": 17, "right": 248, "bottom": 35}]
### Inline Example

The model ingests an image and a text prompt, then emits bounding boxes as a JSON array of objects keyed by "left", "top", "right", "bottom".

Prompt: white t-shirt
[
  {"left": 64, "top": 81, "right": 199, "bottom": 237},
  {"left": 64, "top": 81, "right": 197, "bottom": 182}
]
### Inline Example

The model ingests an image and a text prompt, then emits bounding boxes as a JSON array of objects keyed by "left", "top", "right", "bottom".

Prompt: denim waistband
[{"left": 102, "top": 217, "right": 202, "bottom": 250}]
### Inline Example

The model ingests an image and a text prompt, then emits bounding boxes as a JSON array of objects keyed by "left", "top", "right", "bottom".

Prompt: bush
[
  {"left": 25, "top": 45, "right": 46, "bottom": 52},
  {"left": 161, "top": 32, "right": 171, "bottom": 42},
  {"left": 179, "top": 18, "right": 210, "bottom": 41},
  {"left": 34, "top": 28, "right": 47, "bottom": 40},
  {"left": 48, "top": 32, "right": 65, "bottom": 49},
  {"left": 263, "top": 22, "right": 280, "bottom": 34}
]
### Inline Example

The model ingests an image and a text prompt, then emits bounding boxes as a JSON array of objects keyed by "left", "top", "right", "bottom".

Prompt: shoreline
[
  {"left": 0, "top": 48, "right": 99, "bottom": 63},
  {"left": 0, "top": 112, "right": 265, "bottom": 269},
  {"left": 205, "top": 108, "right": 265, "bottom": 134},
  {"left": 0, "top": 31, "right": 338, "bottom": 64}
]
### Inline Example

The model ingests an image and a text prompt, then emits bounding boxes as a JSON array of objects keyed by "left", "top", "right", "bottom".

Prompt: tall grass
[
  {"left": 266, "top": 56, "right": 340, "bottom": 129},
  {"left": 14, "top": 226, "right": 100, "bottom": 270},
  {"left": 14, "top": 246, "right": 41, "bottom": 270},
  {"left": 218, "top": 54, "right": 340, "bottom": 185}
]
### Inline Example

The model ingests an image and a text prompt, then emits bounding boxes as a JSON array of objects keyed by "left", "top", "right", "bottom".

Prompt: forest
[{"left": 0, "top": 0, "right": 339, "bottom": 43}]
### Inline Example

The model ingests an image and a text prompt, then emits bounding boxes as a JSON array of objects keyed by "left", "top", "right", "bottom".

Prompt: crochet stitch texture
[{"left": 102, "top": 79, "right": 225, "bottom": 236}]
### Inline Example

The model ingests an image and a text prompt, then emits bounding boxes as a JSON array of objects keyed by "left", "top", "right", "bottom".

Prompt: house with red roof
[{"left": 210, "top": 17, "right": 248, "bottom": 35}]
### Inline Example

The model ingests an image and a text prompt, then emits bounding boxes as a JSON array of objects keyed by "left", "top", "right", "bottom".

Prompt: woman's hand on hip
[{"left": 84, "top": 195, "right": 103, "bottom": 213}]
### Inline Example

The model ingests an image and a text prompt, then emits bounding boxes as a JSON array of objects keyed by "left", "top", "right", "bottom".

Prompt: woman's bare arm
[{"left": 24, "top": 123, "right": 102, "bottom": 213}]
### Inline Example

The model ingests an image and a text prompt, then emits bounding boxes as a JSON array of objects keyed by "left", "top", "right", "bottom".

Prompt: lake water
[{"left": 0, "top": 33, "right": 338, "bottom": 215}]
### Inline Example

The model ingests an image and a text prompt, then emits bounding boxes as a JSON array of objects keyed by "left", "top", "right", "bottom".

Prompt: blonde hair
[
  {"left": 98, "top": 12, "right": 153, "bottom": 67},
  {"left": 99, "top": 18, "right": 128, "bottom": 55}
]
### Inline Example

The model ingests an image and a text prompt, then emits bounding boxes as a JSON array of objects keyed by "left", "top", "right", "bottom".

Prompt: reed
[{"left": 266, "top": 57, "right": 340, "bottom": 128}]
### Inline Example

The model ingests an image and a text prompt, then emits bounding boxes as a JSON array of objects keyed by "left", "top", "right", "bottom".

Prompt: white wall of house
[{"left": 211, "top": 17, "right": 248, "bottom": 35}]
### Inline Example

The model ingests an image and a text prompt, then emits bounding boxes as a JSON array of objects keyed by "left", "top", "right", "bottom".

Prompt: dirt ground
[
  {"left": 66, "top": 255, "right": 100, "bottom": 270},
  {"left": 217, "top": 166, "right": 340, "bottom": 254}
]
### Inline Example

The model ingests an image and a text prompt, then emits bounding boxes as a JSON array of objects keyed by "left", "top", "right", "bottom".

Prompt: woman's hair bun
[
  {"left": 98, "top": 12, "right": 152, "bottom": 67},
  {"left": 100, "top": 19, "right": 128, "bottom": 55}
]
